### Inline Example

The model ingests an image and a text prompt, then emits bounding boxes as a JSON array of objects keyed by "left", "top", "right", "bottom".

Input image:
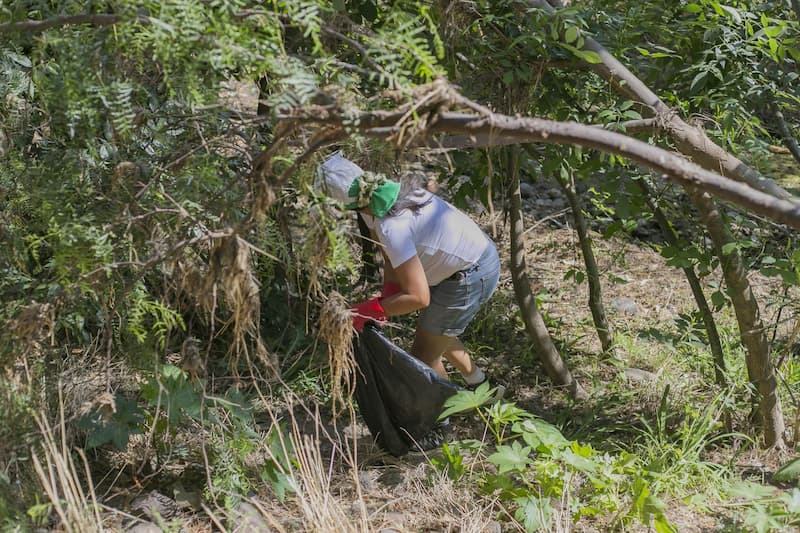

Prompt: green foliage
[
  {"left": 725, "top": 483, "right": 800, "bottom": 532},
  {"left": 141, "top": 365, "right": 203, "bottom": 423},
  {"left": 125, "top": 283, "right": 185, "bottom": 349},
  {"left": 438, "top": 390, "right": 677, "bottom": 531},
  {"left": 78, "top": 396, "right": 145, "bottom": 450}
]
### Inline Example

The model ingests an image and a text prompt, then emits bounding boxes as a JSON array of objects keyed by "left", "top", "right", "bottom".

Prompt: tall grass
[{"left": 30, "top": 391, "right": 103, "bottom": 533}]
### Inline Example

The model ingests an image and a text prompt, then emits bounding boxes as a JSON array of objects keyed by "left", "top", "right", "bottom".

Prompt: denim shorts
[{"left": 418, "top": 241, "right": 501, "bottom": 337}]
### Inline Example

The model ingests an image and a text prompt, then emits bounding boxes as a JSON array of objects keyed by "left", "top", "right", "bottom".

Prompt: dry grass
[
  {"left": 31, "top": 393, "right": 103, "bottom": 533},
  {"left": 204, "top": 235, "right": 278, "bottom": 378},
  {"left": 319, "top": 291, "right": 356, "bottom": 415}
]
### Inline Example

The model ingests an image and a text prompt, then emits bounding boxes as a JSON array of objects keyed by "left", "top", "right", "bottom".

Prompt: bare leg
[{"left": 411, "top": 327, "right": 475, "bottom": 380}]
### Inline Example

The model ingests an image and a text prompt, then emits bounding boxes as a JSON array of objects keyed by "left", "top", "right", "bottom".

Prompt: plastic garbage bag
[{"left": 353, "top": 324, "right": 460, "bottom": 456}]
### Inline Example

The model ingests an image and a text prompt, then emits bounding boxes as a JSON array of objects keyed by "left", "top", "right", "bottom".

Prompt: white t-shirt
[{"left": 362, "top": 192, "right": 489, "bottom": 286}]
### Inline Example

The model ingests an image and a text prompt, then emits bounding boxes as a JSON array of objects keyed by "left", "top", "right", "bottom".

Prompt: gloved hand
[
  {"left": 351, "top": 297, "right": 387, "bottom": 332},
  {"left": 380, "top": 281, "right": 402, "bottom": 300}
]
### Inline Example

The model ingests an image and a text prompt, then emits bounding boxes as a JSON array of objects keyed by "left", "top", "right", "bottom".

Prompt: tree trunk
[
  {"left": 689, "top": 189, "right": 787, "bottom": 448},
  {"left": 525, "top": 0, "right": 790, "bottom": 446},
  {"left": 556, "top": 168, "right": 615, "bottom": 355},
  {"left": 507, "top": 147, "right": 587, "bottom": 399},
  {"left": 772, "top": 106, "right": 800, "bottom": 166}
]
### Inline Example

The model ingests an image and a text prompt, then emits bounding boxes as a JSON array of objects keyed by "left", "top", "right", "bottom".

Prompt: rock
[
  {"left": 520, "top": 182, "right": 536, "bottom": 199},
  {"left": 126, "top": 522, "right": 162, "bottom": 533},
  {"left": 377, "top": 468, "right": 404, "bottom": 487},
  {"left": 484, "top": 521, "right": 503, "bottom": 533},
  {"left": 130, "top": 490, "right": 180, "bottom": 521},
  {"left": 610, "top": 296, "right": 641, "bottom": 316},
  {"left": 358, "top": 471, "right": 378, "bottom": 491},
  {"left": 624, "top": 368, "right": 658, "bottom": 383},
  {"left": 231, "top": 502, "right": 274, "bottom": 533},
  {"left": 382, "top": 512, "right": 406, "bottom": 526}
]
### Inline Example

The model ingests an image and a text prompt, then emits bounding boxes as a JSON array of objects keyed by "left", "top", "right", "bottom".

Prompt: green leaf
[
  {"left": 564, "top": 26, "right": 579, "bottom": 44},
  {"left": 719, "top": 5, "right": 741, "bottom": 24},
  {"left": 783, "top": 488, "right": 800, "bottom": 513},
  {"left": 744, "top": 504, "right": 783, "bottom": 533},
  {"left": 141, "top": 365, "right": 203, "bottom": 423},
  {"left": 439, "top": 382, "right": 498, "bottom": 419},
  {"left": 557, "top": 448, "right": 598, "bottom": 473},
  {"left": 576, "top": 50, "right": 603, "bottom": 64},
  {"left": 514, "top": 496, "right": 553, "bottom": 533},
  {"left": 654, "top": 516, "right": 678, "bottom": 533},
  {"left": 690, "top": 71, "right": 708, "bottom": 92},
  {"left": 728, "top": 482, "right": 778, "bottom": 500},
  {"left": 684, "top": 3, "right": 703, "bottom": 13},
  {"left": 512, "top": 418, "right": 568, "bottom": 453},
  {"left": 78, "top": 396, "right": 144, "bottom": 450},
  {"left": 773, "top": 457, "right": 800, "bottom": 482},
  {"left": 721, "top": 242, "right": 738, "bottom": 256},
  {"left": 487, "top": 441, "right": 533, "bottom": 474}
]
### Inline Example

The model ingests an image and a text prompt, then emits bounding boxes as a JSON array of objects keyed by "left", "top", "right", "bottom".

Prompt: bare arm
[{"left": 379, "top": 255, "right": 429, "bottom": 316}]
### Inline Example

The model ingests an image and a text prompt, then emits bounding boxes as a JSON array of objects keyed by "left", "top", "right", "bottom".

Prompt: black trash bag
[{"left": 353, "top": 323, "right": 460, "bottom": 456}]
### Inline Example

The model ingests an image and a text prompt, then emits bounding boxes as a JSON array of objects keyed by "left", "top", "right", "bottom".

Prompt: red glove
[
  {"left": 380, "top": 281, "right": 402, "bottom": 300},
  {"left": 351, "top": 298, "right": 387, "bottom": 332}
]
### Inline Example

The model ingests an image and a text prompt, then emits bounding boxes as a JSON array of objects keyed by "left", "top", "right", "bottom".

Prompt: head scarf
[{"left": 317, "top": 152, "right": 400, "bottom": 217}]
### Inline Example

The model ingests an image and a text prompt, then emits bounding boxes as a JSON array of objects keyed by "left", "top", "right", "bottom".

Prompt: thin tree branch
[
  {"left": 772, "top": 106, "right": 800, "bottom": 166},
  {"left": 0, "top": 14, "right": 142, "bottom": 34},
  {"left": 524, "top": 0, "right": 796, "bottom": 202}
]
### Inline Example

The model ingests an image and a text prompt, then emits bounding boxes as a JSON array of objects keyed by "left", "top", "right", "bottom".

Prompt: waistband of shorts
[{"left": 445, "top": 241, "right": 495, "bottom": 281}]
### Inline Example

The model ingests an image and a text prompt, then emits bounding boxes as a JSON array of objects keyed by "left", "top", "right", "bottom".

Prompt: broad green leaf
[
  {"left": 728, "top": 482, "right": 778, "bottom": 500},
  {"left": 720, "top": 5, "right": 741, "bottom": 24},
  {"left": 487, "top": 441, "right": 533, "bottom": 474},
  {"left": 557, "top": 448, "right": 598, "bottom": 473},
  {"left": 684, "top": 3, "right": 703, "bottom": 13},
  {"left": 783, "top": 488, "right": 800, "bottom": 513},
  {"left": 773, "top": 457, "right": 800, "bottom": 482},
  {"left": 744, "top": 505, "right": 782, "bottom": 533},
  {"left": 690, "top": 71, "right": 708, "bottom": 92},
  {"left": 78, "top": 396, "right": 144, "bottom": 450},
  {"left": 439, "top": 382, "right": 497, "bottom": 419},
  {"left": 512, "top": 418, "right": 568, "bottom": 453},
  {"left": 577, "top": 50, "right": 603, "bottom": 64},
  {"left": 654, "top": 516, "right": 678, "bottom": 533},
  {"left": 721, "top": 242, "right": 738, "bottom": 256},
  {"left": 564, "top": 26, "right": 579, "bottom": 44},
  {"left": 514, "top": 496, "right": 553, "bottom": 533},
  {"left": 141, "top": 365, "right": 203, "bottom": 423}
]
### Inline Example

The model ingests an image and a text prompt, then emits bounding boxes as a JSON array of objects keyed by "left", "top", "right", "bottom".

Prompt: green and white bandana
[{"left": 346, "top": 171, "right": 400, "bottom": 218}]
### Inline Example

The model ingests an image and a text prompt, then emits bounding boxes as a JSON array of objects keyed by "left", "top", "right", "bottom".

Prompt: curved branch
[
  {"left": 279, "top": 105, "right": 800, "bottom": 229},
  {"left": 427, "top": 112, "right": 800, "bottom": 228}
]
